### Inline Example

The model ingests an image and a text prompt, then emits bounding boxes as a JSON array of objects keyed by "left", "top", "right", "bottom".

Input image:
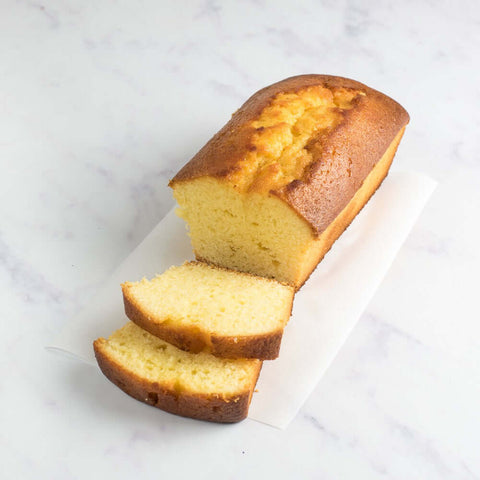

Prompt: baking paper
[{"left": 47, "top": 171, "right": 437, "bottom": 429}]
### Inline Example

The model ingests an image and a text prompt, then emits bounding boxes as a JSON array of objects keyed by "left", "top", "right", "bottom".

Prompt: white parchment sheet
[{"left": 48, "top": 171, "right": 437, "bottom": 429}]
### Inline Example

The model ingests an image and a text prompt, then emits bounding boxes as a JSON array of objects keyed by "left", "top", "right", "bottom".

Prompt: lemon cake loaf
[
  {"left": 122, "top": 261, "right": 294, "bottom": 360},
  {"left": 94, "top": 322, "right": 262, "bottom": 423},
  {"left": 169, "top": 75, "right": 409, "bottom": 288}
]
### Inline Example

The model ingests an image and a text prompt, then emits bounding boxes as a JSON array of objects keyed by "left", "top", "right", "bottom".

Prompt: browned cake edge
[
  {"left": 189, "top": 126, "right": 404, "bottom": 290},
  {"left": 93, "top": 338, "right": 262, "bottom": 423},
  {"left": 292, "top": 125, "right": 406, "bottom": 289},
  {"left": 122, "top": 283, "right": 293, "bottom": 360},
  {"left": 169, "top": 74, "right": 409, "bottom": 236}
]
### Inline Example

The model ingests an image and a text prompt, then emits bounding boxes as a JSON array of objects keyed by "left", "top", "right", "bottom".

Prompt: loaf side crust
[
  {"left": 93, "top": 339, "right": 262, "bottom": 423},
  {"left": 169, "top": 74, "right": 409, "bottom": 236},
  {"left": 123, "top": 289, "right": 291, "bottom": 360},
  {"left": 191, "top": 126, "right": 404, "bottom": 290},
  {"left": 292, "top": 126, "right": 405, "bottom": 289}
]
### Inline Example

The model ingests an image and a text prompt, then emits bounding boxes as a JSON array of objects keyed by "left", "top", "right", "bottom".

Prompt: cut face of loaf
[
  {"left": 93, "top": 322, "right": 262, "bottom": 423},
  {"left": 169, "top": 75, "right": 410, "bottom": 288},
  {"left": 122, "top": 261, "right": 294, "bottom": 360}
]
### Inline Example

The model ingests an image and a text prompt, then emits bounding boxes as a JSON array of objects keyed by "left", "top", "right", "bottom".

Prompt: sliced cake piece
[
  {"left": 122, "top": 261, "right": 294, "bottom": 360},
  {"left": 94, "top": 322, "right": 262, "bottom": 423}
]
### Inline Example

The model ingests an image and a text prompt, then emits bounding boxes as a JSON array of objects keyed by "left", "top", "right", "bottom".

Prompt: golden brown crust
[
  {"left": 169, "top": 74, "right": 409, "bottom": 236},
  {"left": 93, "top": 339, "right": 262, "bottom": 423},
  {"left": 123, "top": 285, "right": 292, "bottom": 360},
  {"left": 210, "top": 331, "right": 283, "bottom": 359},
  {"left": 190, "top": 127, "right": 404, "bottom": 290},
  {"left": 292, "top": 127, "right": 405, "bottom": 289}
]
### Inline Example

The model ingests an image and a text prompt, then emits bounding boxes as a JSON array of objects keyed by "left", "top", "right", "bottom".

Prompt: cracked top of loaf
[{"left": 170, "top": 74, "right": 409, "bottom": 235}]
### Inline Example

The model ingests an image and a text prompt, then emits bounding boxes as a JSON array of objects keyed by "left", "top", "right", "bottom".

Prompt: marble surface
[{"left": 1, "top": 1, "right": 479, "bottom": 478}]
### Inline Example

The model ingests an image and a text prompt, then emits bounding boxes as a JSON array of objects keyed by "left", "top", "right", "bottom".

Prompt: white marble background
[{"left": 1, "top": 1, "right": 479, "bottom": 478}]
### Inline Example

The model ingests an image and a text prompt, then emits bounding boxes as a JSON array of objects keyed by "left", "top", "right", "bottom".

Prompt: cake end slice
[{"left": 93, "top": 322, "right": 262, "bottom": 423}]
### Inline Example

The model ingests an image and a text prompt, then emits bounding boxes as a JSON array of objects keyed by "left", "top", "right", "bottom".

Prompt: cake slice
[
  {"left": 169, "top": 75, "right": 409, "bottom": 289},
  {"left": 93, "top": 322, "right": 262, "bottom": 423},
  {"left": 122, "top": 261, "right": 294, "bottom": 360}
]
